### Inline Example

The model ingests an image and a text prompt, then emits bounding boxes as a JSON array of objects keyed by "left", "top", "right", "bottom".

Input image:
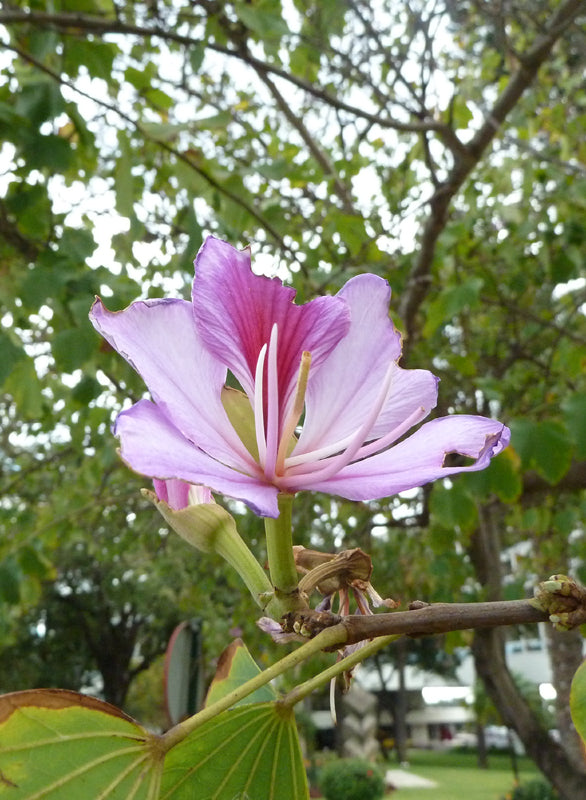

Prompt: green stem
[
  {"left": 280, "top": 634, "right": 401, "bottom": 709},
  {"left": 161, "top": 623, "right": 347, "bottom": 751},
  {"left": 263, "top": 493, "right": 306, "bottom": 614},
  {"left": 214, "top": 526, "right": 274, "bottom": 608}
]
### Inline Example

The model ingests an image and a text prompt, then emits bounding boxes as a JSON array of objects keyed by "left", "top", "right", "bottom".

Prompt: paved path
[{"left": 385, "top": 769, "right": 438, "bottom": 789}]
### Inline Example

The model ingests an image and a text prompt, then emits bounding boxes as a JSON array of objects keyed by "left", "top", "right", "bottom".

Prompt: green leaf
[
  {"left": 0, "top": 689, "right": 161, "bottom": 798},
  {"left": 509, "top": 419, "right": 573, "bottom": 484},
  {"left": 15, "top": 80, "right": 64, "bottom": 126},
  {"left": 53, "top": 325, "right": 97, "bottom": 372},
  {"left": 570, "top": 660, "right": 586, "bottom": 747},
  {"left": 562, "top": 392, "right": 586, "bottom": 460},
  {"left": 0, "top": 687, "right": 308, "bottom": 799},
  {"left": 189, "top": 44, "right": 205, "bottom": 73},
  {"left": 21, "top": 133, "right": 73, "bottom": 172},
  {"left": 160, "top": 703, "right": 308, "bottom": 800},
  {"left": 234, "top": 1, "right": 289, "bottom": 38},
  {"left": 0, "top": 559, "right": 21, "bottom": 605},
  {"left": 3, "top": 358, "right": 43, "bottom": 418},
  {"left": 64, "top": 40, "right": 118, "bottom": 82},
  {"left": 423, "top": 279, "right": 484, "bottom": 337},
  {"left": 205, "top": 639, "right": 278, "bottom": 708},
  {"left": 460, "top": 449, "right": 522, "bottom": 503},
  {"left": 430, "top": 483, "right": 478, "bottom": 531},
  {"left": 115, "top": 135, "right": 135, "bottom": 217},
  {"left": 0, "top": 332, "right": 25, "bottom": 385}
]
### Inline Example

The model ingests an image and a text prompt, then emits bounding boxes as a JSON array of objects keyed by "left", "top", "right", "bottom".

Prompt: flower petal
[
  {"left": 192, "top": 237, "right": 351, "bottom": 416},
  {"left": 115, "top": 400, "right": 280, "bottom": 517},
  {"left": 153, "top": 479, "right": 214, "bottom": 509},
  {"left": 90, "top": 297, "right": 253, "bottom": 471},
  {"left": 291, "top": 416, "right": 510, "bottom": 499},
  {"left": 295, "top": 274, "right": 438, "bottom": 455},
  {"left": 153, "top": 478, "right": 191, "bottom": 510}
]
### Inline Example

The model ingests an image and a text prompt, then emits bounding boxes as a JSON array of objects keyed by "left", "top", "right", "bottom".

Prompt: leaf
[
  {"left": 234, "top": 1, "right": 289, "bottom": 38},
  {"left": 562, "top": 392, "right": 586, "bottom": 460},
  {"left": 160, "top": 703, "right": 308, "bottom": 800},
  {"left": 115, "top": 135, "right": 135, "bottom": 217},
  {"left": 0, "top": 332, "right": 25, "bottom": 385},
  {"left": 0, "top": 558, "right": 21, "bottom": 605},
  {"left": 53, "top": 325, "right": 98, "bottom": 372},
  {"left": 570, "top": 660, "right": 586, "bottom": 747},
  {"left": 429, "top": 483, "right": 478, "bottom": 531},
  {"left": 460, "top": 449, "right": 522, "bottom": 503},
  {"left": 0, "top": 689, "right": 161, "bottom": 799},
  {"left": 423, "top": 278, "right": 484, "bottom": 337},
  {"left": 189, "top": 44, "right": 205, "bottom": 73},
  {"left": 21, "top": 133, "right": 74, "bottom": 172},
  {"left": 509, "top": 419, "right": 573, "bottom": 485},
  {"left": 205, "top": 639, "right": 278, "bottom": 708},
  {"left": 3, "top": 358, "right": 43, "bottom": 418}
]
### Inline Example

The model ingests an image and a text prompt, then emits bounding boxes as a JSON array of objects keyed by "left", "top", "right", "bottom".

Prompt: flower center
[{"left": 253, "top": 323, "right": 312, "bottom": 481}]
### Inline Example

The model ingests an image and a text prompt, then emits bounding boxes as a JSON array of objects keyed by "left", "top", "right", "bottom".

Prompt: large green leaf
[
  {"left": 205, "top": 639, "right": 278, "bottom": 708},
  {"left": 160, "top": 702, "right": 308, "bottom": 800},
  {"left": 0, "top": 689, "right": 161, "bottom": 799},
  {"left": 0, "top": 681, "right": 308, "bottom": 799},
  {"left": 570, "top": 660, "right": 586, "bottom": 746}
]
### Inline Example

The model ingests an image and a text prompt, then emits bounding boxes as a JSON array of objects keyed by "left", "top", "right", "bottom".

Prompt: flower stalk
[{"left": 264, "top": 492, "right": 307, "bottom": 616}]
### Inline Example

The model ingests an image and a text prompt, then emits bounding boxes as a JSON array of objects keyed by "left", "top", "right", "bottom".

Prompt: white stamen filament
[
  {"left": 263, "top": 324, "right": 280, "bottom": 479},
  {"left": 275, "top": 350, "right": 312, "bottom": 474},
  {"left": 253, "top": 342, "right": 268, "bottom": 465},
  {"left": 350, "top": 405, "right": 427, "bottom": 461},
  {"left": 282, "top": 359, "right": 397, "bottom": 484}
]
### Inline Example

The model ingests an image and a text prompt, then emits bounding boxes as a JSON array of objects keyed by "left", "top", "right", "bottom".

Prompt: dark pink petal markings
[{"left": 191, "top": 237, "right": 351, "bottom": 433}]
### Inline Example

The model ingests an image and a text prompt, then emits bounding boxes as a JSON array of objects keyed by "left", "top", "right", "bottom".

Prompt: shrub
[
  {"left": 318, "top": 758, "right": 385, "bottom": 800},
  {"left": 504, "top": 779, "right": 558, "bottom": 800}
]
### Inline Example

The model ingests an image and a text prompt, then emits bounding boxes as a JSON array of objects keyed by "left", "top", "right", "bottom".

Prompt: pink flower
[{"left": 90, "top": 237, "right": 509, "bottom": 518}]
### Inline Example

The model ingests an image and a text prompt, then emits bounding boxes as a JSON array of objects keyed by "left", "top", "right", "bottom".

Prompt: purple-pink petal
[
  {"left": 153, "top": 479, "right": 215, "bottom": 510},
  {"left": 294, "top": 415, "right": 510, "bottom": 500},
  {"left": 90, "top": 297, "right": 253, "bottom": 472},
  {"left": 153, "top": 478, "right": 191, "bottom": 510},
  {"left": 192, "top": 237, "right": 351, "bottom": 419},
  {"left": 295, "top": 274, "right": 438, "bottom": 456},
  {"left": 115, "top": 400, "right": 280, "bottom": 517}
]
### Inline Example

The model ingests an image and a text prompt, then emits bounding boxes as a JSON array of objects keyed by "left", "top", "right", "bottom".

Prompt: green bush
[
  {"left": 318, "top": 758, "right": 385, "bottom": 800},
  {"left": 504, "top": 779, "right": 558, "bottom": 800}
]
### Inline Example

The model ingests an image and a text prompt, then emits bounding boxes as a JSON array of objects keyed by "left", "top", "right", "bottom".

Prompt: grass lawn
[
  {"left": 311, "top": 749, "right": 542, "bottom": 800},
  {"left": 384, "top": 750, "right": 541, "bottom": 800}
]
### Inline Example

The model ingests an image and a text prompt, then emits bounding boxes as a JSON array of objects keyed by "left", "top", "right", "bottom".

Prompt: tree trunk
[
  {"left": 476, "top": 723, "right": 489, "bottom": 769},
  {"left": 473, "top": 627, "right": 585, "bottom": 800},
  {"left": 393, "top": 639, "right": 409, "bottom": 765},
  {"left": 468, "top": 504, "right": 586, "bottom": 800},
  {"left": 546, "top": 625, "right": 586, "bottom": 773}
]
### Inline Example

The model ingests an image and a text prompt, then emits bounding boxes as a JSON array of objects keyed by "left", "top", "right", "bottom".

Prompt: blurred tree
[{"left": 0, "top": 0, "right": 585, "bottom": 795}]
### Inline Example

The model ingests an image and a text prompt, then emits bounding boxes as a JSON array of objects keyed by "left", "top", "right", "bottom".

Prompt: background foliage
[{"left": 0, "top": 0, "right": 585, "bottom": 795}]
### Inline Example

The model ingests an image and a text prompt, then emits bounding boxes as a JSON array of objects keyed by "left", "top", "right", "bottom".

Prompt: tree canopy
[{"left": 0, "top": 0, "right": 585, "bottom": 795}]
